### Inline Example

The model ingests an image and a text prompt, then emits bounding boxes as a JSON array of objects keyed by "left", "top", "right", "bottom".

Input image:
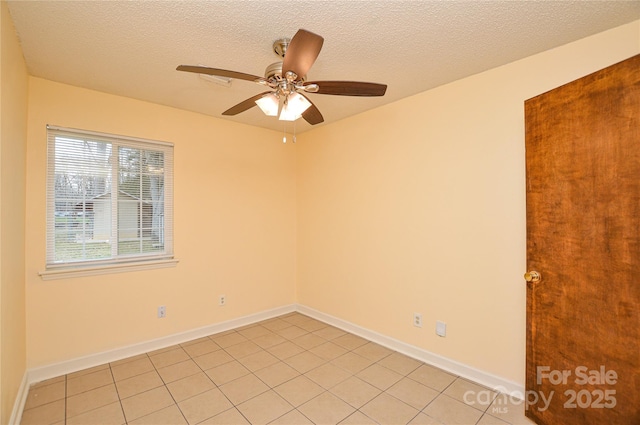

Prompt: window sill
[{"left": 39, "top": 258, "right": 179, "bottom": 281}]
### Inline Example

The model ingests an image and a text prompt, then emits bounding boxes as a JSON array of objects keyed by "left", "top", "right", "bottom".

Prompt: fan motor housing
[
  {"left": 265, "top": 61, "right": 305, "bottom": 82},
  {"left": 265, "top": 62, "right": 283, "bottom": 79}
]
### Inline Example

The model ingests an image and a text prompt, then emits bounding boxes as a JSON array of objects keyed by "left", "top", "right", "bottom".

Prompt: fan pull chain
[{"left": 282, "top": 121, "right": 298, "bottom": 144}]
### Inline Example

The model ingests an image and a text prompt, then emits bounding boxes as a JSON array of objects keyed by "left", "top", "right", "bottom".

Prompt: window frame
[{"left": 40, "top": 125, "right": 177, "bottom": 280}]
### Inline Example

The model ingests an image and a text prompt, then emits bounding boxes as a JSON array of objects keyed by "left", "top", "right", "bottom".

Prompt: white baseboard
[
  {"left": 296, "top": 304, "right": 525, "bottom": 397},
  {"left": 8, "top": 372, "right": 29, "bottom": 425},
  {"left": 27, "top": 304, "right": 296, "bottom": 385}
]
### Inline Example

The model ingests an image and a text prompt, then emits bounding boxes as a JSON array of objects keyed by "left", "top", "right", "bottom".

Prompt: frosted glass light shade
[
  {"left": 255, "top": 93, "right": 279, "bottom": 116},
  {"left": 279, "top": 92, "right": 311, "bottom": 121}
]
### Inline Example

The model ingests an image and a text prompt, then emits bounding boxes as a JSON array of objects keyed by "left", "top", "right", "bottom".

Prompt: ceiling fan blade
[
  {"left": 300, "top": 94, "right": 324, "bottom": 125},
  {"left": 305, "top": 81, "right": 387, "bottom": 96},
  {"left": 177, "top": 65, "right": 264, "bottom": 83},
  {"left": 222, "top": 91, "right": 272, "bottom": 116},
  {"left": 282, "top": 29, "right": 324, "bottom": 78}
]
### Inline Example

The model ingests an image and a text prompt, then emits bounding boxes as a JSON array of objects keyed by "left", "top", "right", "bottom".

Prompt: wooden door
[{"left": 525, "top": 55, "right": 640, "bottom": 425}]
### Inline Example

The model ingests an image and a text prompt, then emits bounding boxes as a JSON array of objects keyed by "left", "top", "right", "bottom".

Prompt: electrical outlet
[
  {"left": 413, "top": 313, "right": 423, "bottom": 328},
  {"left": 157, "top": 305, "right": 166, "bottom": 318},
  {"left": 436, "top": 320, "right": 446, "bottom": 337},
  {"left": 219, "top": 295, "right": 226, "bottom": 306}
]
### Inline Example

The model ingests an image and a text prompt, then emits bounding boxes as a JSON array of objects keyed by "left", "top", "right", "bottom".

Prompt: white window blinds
[{"left": 46, "top": 125, "right": 174, "bottom": 269}]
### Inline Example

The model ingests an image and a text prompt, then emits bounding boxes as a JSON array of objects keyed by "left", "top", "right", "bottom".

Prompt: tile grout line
[
  {"left": 213, "top": 320, "right": 330, "bottom": 423},
  {"left": 64, "top": 374, "right": 68, "bottom": 425},
  {"left": 146, "top": 348, "right": 194, "bottom": 425},
  {"left": 204, "top": 335, "right": 256, "bottom": 425},
  {"left": 263, "top": 321, "right": 369, "bottom": 424},
  {"left": 106, "top": 362, "right": 127, "bottom": 425},
  {"left": 216, "top": 328, "right": 302, "bottom": 423},
  {"left": 352, "top": 349, "right": 430, "bottom": 425},
  {"left": 63, "top": 366, "right": 120, "bottom": 423},
  {"left": 307, "top": 323, "right": 474, "bottom": 425},
  {"left": 192, "top": 331, "right": 275, "bottom": 424}
]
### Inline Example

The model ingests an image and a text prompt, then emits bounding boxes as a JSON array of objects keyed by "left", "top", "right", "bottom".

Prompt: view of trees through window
[{"left": 51, "top": 134, "right": 166, "bottom": 264}]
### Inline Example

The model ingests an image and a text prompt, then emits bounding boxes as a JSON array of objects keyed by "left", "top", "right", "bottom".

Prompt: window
[{"left": 43, "top": 125, "right": 174, "bottom": 277}]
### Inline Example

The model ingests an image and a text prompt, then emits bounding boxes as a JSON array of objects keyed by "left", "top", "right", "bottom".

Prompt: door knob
[{"left": 524, "top": 271, "right": 541, "bottom": 282}]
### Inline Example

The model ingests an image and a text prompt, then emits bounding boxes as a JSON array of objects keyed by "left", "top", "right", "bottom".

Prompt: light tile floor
[{"left": 21, "top": 313, "right": 536, "bottom": 425}]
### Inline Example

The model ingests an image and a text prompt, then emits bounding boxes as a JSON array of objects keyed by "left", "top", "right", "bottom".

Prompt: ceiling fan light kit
[
  {"left": 279, "top": 92, "right": 312, "bottom": 121},
  {"left": 255, "top": 93, "right": 279, "bottom": 116},
  {"left": 177, "top": 28, "right": 387, "bottom": 128}
]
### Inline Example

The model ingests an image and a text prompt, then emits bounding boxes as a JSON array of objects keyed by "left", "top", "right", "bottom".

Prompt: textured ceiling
[{"left": 7, "top": 1, "right": 640, "bottom": 133}]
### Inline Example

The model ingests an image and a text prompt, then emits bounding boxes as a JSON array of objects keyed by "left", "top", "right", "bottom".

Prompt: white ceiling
[{"left": 7, "top": 1, "right": 640, "bottom": 133}]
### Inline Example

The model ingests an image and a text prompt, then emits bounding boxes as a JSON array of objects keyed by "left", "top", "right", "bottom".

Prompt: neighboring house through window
[{"left": 43, "top": 125, "right": 174, "bottom": 277}]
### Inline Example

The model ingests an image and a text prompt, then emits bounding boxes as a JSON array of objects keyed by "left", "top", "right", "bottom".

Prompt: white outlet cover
[{"left": 436, "top": 320, "right": 446, "bottom": 337}]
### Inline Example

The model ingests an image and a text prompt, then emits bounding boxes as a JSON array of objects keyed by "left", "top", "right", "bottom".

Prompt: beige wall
[
  {"left": 0, "top": 1, "right": 28, "bottom": 423},
  {"left": 25, "top": 78, "right": 297, "bottom": 368},
  {"left": 297, "top": 21, "right": 640, "bottom": 385}
]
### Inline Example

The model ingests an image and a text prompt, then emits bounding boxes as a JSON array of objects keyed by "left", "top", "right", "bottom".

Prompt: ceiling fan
[{"left": 177, "top": 29, "right": 387, "bottom": 125}]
